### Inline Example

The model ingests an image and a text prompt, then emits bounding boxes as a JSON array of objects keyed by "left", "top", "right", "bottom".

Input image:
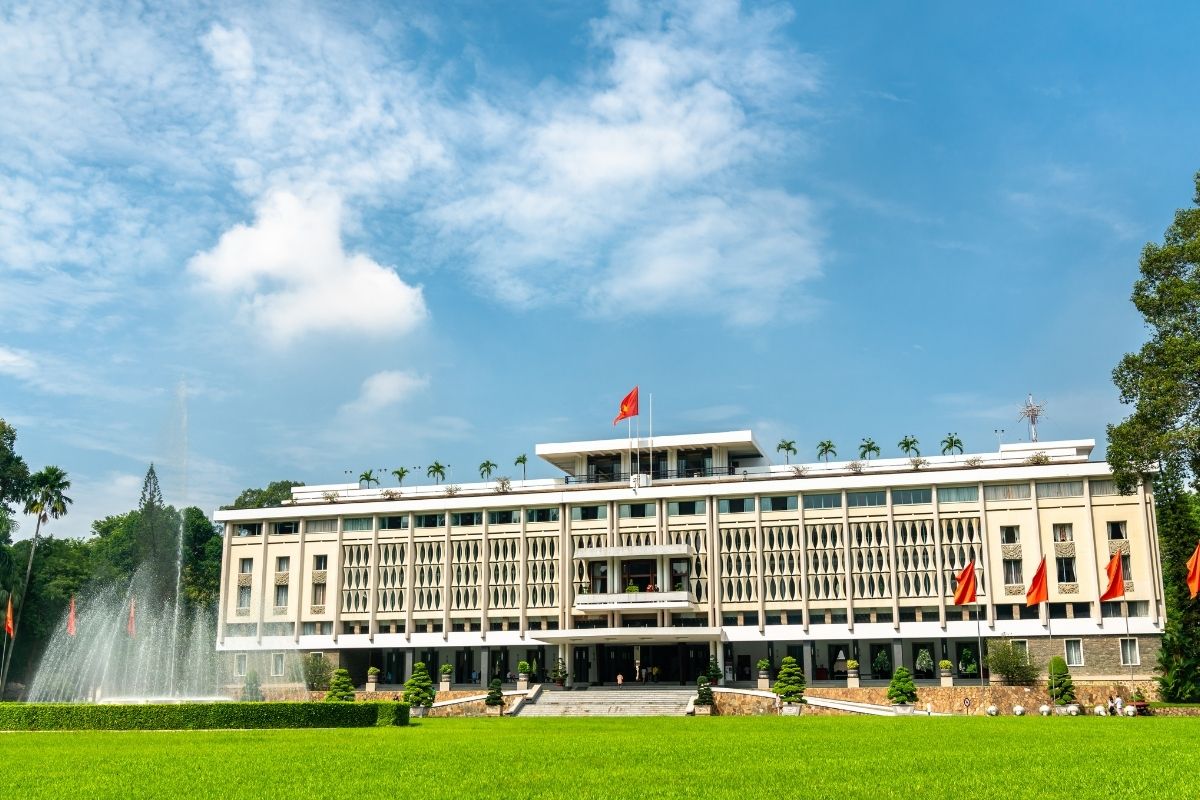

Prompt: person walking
[{"left": 616, "top": 673, "right": 624, "bottom": 688}]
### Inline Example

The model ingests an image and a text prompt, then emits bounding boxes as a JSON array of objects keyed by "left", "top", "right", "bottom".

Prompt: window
[
  {"left": 801, "top": 493, "right": 840, "bottom": 510},
  {"left": 937, "top": 486, "right": 978, "bottom": 504},
  {"left": 276, "top": 556, "right": 290, "bottom": 573},
  {"left": 1055, "top": 556, "right": 1077, "bottom": 583},
  {"left": 892, "top": 488, "right": 932, "bottom": 505},
  {"left": 237, "top": 585, "right": 251, "bottom": 609},
  {"left": 239, "top": 558, "right": 253, "bottom": 574},
  {"left": 985, "top": 483, "right": 1031, "bottom": 501},
  {"left": 274, "top": 584, "right": 288, "bottom": 607},
  {"left": 301, "top": 622, "right": 331, "bottom": 635},
  {"left": 668, "top": 500, "right": 705, "bottom": 516},
  {"left": 274, "top": 521, "right": 299, "bottom": 534},
  {"left": 1000, "top": 526, "right": 1020, "bottom": 545},
  {"left": 846, "top": 491, "right": 885, "bottom": 508},
  {"left": 719, "top": 497, "right": 756, "bottom": 514},
  {"left": 235, "top": 523, "right": 262, "bottom": 537},
  {"left": 380, "top": 516, "right": 408, "bottom": 530},
  {"left": 1128, "top": 600, "right": 1149, "bottom": 617},
  {"left": 235, "top": 653, "right": 247, "bottom": 677},
  {"left": 1107, "top": 521, "right": 1127, "bottom": 540},
  {"left": 526, "top": 508, "right": 559, "bottom": 523},
  {"left": 313, "top": 554, "right": 328, "bottom": 571},
  {"left": 311, "top": 582, "right": 326, "bottom": 605},
  {"left": 271, "top": 653, "right": 285, "bottom": 677},
  {"left": 414, "top": 513, "right": 445, "bottom": 528},
  {"left": 1065, "top": 639, "right": 1083, "bottom": 667},
  {"left": 1101, "top": 601, "right": 1123, "bottom": 618},
  {"left": 1003, "top": 558, "right": 1023, "bottom": 584},
  {"left": 1052, "top": 523, "right": 1073, "bottom": 543},
  {"left": 619, "top": 503, "right": 656, "bottom": 518},
  {"left": 1121, "top": 552, "right": 1132, "bottom": 579},
  {"left": 669, "top": 558, "right": 690, "bottom": 591},
  {"left": 451, "top": 511, "right": 482, "bottom": 527},
  {"left": 342, "top": 517, "right": 373, "bottom": 531},
  {"left": 306, "top": 519, "right": 337, "bottom": 533},
  {"left": 571, "top": 505, "right": 607, "bottom": 520},
  {"left": 1120, "top": 638, "right": 1140, "bottom": 666},
  {"left": 761, "top": 495, "right": 797, "bottom": 512},
  {"left": 1036, "top": 481, "right": 1084, "bottom": 499},
  {"left": 225, "top": 623, "right": 256, "bottom": 636},
  {"left": 1090, "top": 479, "right": 1119, "bottom": 496},
  {"left": 1011, "top": 640, "right": 1028, "bottom": 659},
  {"left": 488, "top": 510, "right": 519, "bottom": 525}
]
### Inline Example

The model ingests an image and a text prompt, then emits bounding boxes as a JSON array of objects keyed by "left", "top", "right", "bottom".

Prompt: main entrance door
[{"left": 595, "top": 643, "right": 710, "bottom": 684}]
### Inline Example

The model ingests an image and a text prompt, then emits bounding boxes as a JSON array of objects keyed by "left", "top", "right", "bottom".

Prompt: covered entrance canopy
[{"left": 532, "top": 627, "right": 720, "bottom": 685}]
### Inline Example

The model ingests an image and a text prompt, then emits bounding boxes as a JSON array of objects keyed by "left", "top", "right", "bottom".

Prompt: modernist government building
[{"left": 214, "top": 431, "right": 1164, "bottom": 687}]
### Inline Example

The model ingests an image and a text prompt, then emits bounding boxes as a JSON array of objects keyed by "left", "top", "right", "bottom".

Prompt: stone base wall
[
  {"left": 807, "top": 681, "right": 1159, "bottom": 714},
  {"left": 1002, "top": 634, "right": 1161, "bottom": 681},
  {"left": 711, "top": 690, "right": 777, "bottom": 716}
]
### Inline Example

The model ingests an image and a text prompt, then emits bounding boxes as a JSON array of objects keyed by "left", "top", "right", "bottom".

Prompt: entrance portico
[{"left": 534, "top": 628, "right": 720, "bottom": 686}]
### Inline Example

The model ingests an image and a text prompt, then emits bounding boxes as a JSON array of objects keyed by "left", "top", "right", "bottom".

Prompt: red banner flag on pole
[
  {"left": 1026, "top": 557, "right": 1048, "bottom": 606},
  {"left": 953, "top": 561, "right": 977, "bottom": 605},
  {"left": 1099, "top": 552, "right": 1125, "bottom": 601},
  {"left": 613, "top": 386, "right": 639, "bottom": 425},
  {"left": 4, "top": 596, "right": 12, "bottom": 638},
  {"left": 127, "top": 597, "right": 136, "bottom": 638},
  {"left": 1187, "top": 541, "right": 1200, "bottom": 600},
  {"left": 67, "top": 596, "right": 77, "bottom": 637}
]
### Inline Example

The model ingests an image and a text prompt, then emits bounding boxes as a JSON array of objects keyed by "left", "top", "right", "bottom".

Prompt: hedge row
[{"left": 0, "top": 701, "right": 409, "bottom": 731}]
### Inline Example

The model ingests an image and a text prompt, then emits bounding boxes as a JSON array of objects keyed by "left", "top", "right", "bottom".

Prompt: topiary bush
[
  {"left": 324, "top": 668, "right": 356, "bottom": 702},
  {"left": 987, "top": 640, "right": 1039, "bottom": 685},
  {"left": 240, "top": 670, "right": 264, "bottom": 702},
  {"left": 706, "top": 656, "right": 722, "bottom": 685},
  {"left": 1047, "top": 655, "right": 1077, "bottom": 705},
  {"left": 440, "top": 663, "right": 453, "bottom": 676},
  {"left": 404, "top": 661, "right": 436, "bottom": 708},
  {"left": 887, "top": 666, "right": 918, "bottom": 705},
  {"left": 485, "top": 678, "right": 504, "bottom": 707},
  {"left": 772, "top": 656, "right": 806, "bottom": 704},
  {"left": 517, "top": 660, "right": 531, "bottom": 674},
  {"left": 695, "top": 676, "right": 714, "bottom": 706},
  {"left": 0, "top": 702, "right": 407, "bottom": 730}
]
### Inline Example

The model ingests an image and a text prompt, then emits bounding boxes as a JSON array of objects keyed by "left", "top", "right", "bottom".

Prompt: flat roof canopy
[{"left": 536, "top": 430, "right": 763, "bottom": 474}]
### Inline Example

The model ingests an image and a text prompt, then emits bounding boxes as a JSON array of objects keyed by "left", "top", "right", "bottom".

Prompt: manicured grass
[{"left": 4, "top": 716, "right": 1199, "bottom": 799}]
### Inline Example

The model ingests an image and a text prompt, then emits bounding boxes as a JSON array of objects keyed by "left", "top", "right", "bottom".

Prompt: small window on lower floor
[
  {"left": 1065, "top": 639, "right": 1084, "bottom": 667},
  {"left": 1011, "top": 639, "right": 1028, "bottom": 659},
  {"left": 235, "top": 653, "right": 247, "bottom": 677},
  {"left": 271, "top": 652, "right": 285, "bottom": 677},
  {"left": 1120, "top": 638, "right": 1140, "bottom": 666}
]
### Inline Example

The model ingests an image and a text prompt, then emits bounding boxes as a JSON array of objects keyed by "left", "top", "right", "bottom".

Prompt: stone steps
[{"left": 518, "top": 688, "right": 694, "bottom": 716}]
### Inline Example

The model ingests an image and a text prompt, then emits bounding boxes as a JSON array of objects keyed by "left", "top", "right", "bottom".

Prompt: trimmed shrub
[
  {"left": 887, "top": 667, "right": 918, "bottom": 705},
  {"left": 773, "top": 656, "right": 806, "bottom": 704},
  {"left": 706, "top": 656, "right": 722, "bottom": 684},
  {"left": 440, "top": 663, "right": 453, "bottom": 676},
  {"left": 756, "top": 658, "right": 771, "bottom": 672},
  {"left": 0, "top": 702, "right": 408, "bottom": 731},
  {"left": 485, "top": 678, "right": 504, "bottom": 707},
  {"left": 301, "top": 653, "right": 332, "bottom": 691},
  {"left": 240, "top": 670, "right": 264, "bottom": 702},
  {"left": 695, "top": 677, "right": 714, "bottom": 706},
  {"left": 517, "top": 660, "right": 531, "bottom": 674},
  {"left": 324, "top": 668, "right": 356, "bottom": 702},
  {"left": 987, "top": 640, "right": 1039, "bottom": 685},
  {"left": 405, "top": 661, "right": 436, "bottom": 708},
  {"left": 1047, "top": 656, "right": 1077, "bottom": 705},
  {"left": 938, "top": 659, "right": 953, "bottom": 671}
]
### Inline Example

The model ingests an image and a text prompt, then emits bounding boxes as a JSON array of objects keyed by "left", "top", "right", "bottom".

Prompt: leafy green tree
[
  {"left": 1152, "top": 462, "right": 1200, "bottom": 701},
  {"left": 773, "top": 655, "right": 806, "bottom": 704},
  {"left": 479, "top": 460, "right": 497, "bottom": 480},
  {"left": 324, "top": 668, "right": 356, "bottom": 702},
  {"left": 986, "top": 640, "right": 1038, "bottom": 685},
  {"left": 816, "top": 440, "right": 836, "bottom": 463},
  {"left": 0, "top": 419, "right": 30, "bottom": 530},
  {"left": 426, "top": 462, "right": 447, "bottom": 484},
  {"left": 302, "top": 654, "right": 333, "bottom": 691},
  {"left": 776, "top": 440, "right": 796, "bottom": 465},
  {"left": 359, "top": 470, "right": 379, "bottom": 488},
  {"left": 1047, "top": 656, "right": 1076, "bottom": 705},
  {"left": 222, "top": 480, "right": 304, "bottom": 510},
  {"left": 514, "top": 454, "right": 527, "bottom": 481},
  {"left": 886, "top": 666, "right": 918, "bottom": 705},
  {"left": 872, "top": 649, "right": 891, "bottom": 679},
  {"left": 134, "top": 465, "right": 177, "bottom": 599},
  {"left": 241, "top": 669, "right": 264, "bottom": 701},
  {"left": 859, "top": 438, "right": 880, "bottom": 461},
  {"left": 941, "top": 433, "right": 964, "bottom": 456},
  {"left": 404, "top": 661, "right": 436, "bottom": 707},
  {"left": 391, "top": 467, "right": 409, "bottom": 486},
  {"left": 898, "top": 435, "right": 920, "bottom": 457}
]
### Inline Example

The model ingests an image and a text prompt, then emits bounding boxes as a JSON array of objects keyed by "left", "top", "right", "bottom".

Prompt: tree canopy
[{"left": 223, "top": 480, "right": 305, "bottom": 510}]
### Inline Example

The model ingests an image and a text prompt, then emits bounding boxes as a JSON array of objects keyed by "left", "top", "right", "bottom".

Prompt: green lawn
[{"left": 5, "top": 716, "right": 1198, "bottom": 799}]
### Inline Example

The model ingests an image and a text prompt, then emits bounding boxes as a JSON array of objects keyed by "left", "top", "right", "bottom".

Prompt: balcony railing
[
  {"left": 573, "top": 590, "right": 695, "bottom": 610},
  {"left": 564, "top": 467, "right": 737, "bottom": 485}
]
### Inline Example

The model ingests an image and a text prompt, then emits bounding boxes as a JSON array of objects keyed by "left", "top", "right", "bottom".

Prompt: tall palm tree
[
  {"left": 1, "top": 465, "right": 71, "bottom": 693},
  {"left": 427, "top": 462, "right": 447, "bottom": 484},
  {"left": 898, "top": 435, "right": 920, "bottom": 457},
  {"left": 859, "top": 438, "right": 880, "bottom": 461},
  {"left": 479, "top": 460, "right": 497, "bottom": 480},
  {"left": 816, "top": 440, "right": 837, "bottom": 463},
  {"left": 359, "top": 470, "right": 379, "bottom": 488},
  {"left": 776, "top": 439, "right": 797, "bottom": 465},
  {"left": 941, "top": 433, "right": 964, "bottom": 456},
  {"left": 514, "top": 454, "right": 527, "bottom": 481},
  {"left": 391, "top": 467, "right": 409, "bottom": 486}
]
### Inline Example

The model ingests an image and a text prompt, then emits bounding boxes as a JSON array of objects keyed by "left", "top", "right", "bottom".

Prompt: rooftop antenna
[{"left": 1017, "top": 394, "right": 1046, "bottom": 443}]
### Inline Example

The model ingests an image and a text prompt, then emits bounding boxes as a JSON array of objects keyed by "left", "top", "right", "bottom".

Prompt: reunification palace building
[{"left": 214, "top": 431, "right": 1164, "bottom": 687}]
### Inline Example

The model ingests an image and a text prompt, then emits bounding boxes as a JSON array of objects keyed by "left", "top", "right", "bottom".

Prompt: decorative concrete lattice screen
[
  {"left": 941, "top": 517, "right": 985, "bottom": 595},
  {"left": 376, "top": 541, "right": 406, "bottom": 613},
  {"left": 669, "top": 528, "right": 708, "bottom": 602},
  {"left": 620, "top": 526, "right": 654, "bottom": 548},
  {"left": 450, "top": 539, "right": 480, "bottom": 611},
  {"left": 573, "top": 530, "right": 605, "bottom": 550},
  {"left": 806, "top": 523, "right": 845, "bottom": 600},
  {"left": 490, "top": 536, "right": 519, "bottom": 609},
  {"left": 413, "top": 539, "right": 443, "bottom": 612},
  {"left": 341, "top": 544, "right": 370, "bottom": 613},
  {"left": 895, "top": 519, "right": 938, "bottom": 597},
  {"left": 762, "top": 525, "right": 802, "bottom": 602},
  {"left": 720, "top": 527, "right": 759, "bottom": 603},
  {"left": 527, "top": 536, "right": 557, "bottom": 608},
  {"left": 851, "top": 521, "right": 892, "bottom": 599}
]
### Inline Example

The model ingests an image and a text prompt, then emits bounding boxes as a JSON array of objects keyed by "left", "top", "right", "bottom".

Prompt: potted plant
[
  {"left": 484, "top": 678, "right": 505, "bottom": 716},
  {"left": 887, "top": 666, "right": 918, "bottom": 714},
  {"left": 366, "top": 665, "right": 380, "bottom": 692},
  {"left": 756, "top": 658, "right": 772, "bottom": 690},
  {"left": 694, "top": 676, "right": 714, "bottom": 716},
  {"left": 846, "top": 659, "right": 860, "bottom": 689},
  {"left": 1047, "top": 656, "right": 1076, "bottom": 713},
  {"left": 517, "top": 660, "right": 531, "bottom": 690},
  {"left": 915, "top": 649, "right": 934, "bottom": 679},
  {"left": 939, "top": 659, "right": 954, "bottom": 687},
  {"left": 439, "top": 663, "right": 453, "bottom": 692},
  {"left": 551, "top": 657, "right": 568, "bottom": 688},
  {"left": 773, "top": 656, "right": 807, "bottom": 715},
  {"left": 705, "top": 656, "right": 722, "bottom": 687},
  {"left": 404, "top": 661, "right": 436, "bottom": 717}
]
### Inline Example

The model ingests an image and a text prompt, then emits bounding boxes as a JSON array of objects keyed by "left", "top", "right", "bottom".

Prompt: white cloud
[
  {"left": 187, "top": 189, "right": 428, "bottom": 346},
  {"left": 202, "top": 24, "right": 255, "bottom": 83},
  {"left": 340, "top": 370, "right": 430, "bottom": 417}
]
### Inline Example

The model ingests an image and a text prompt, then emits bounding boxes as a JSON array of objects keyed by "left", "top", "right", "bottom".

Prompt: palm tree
[
  {"left": 776, "top": 439, "right": 797, "bottom": 465},
  {"left": 479, "top": 460, "right": 497, "bottom": 480},
  {"left": 859, "top": 438, "right": 880, "bottom": 461},
  {"left": 391, "top": 467, "right": 409, "bottom": 486},
  {"left": 427, "top": 462, "right": 447, "bottom": 484},
  {"left": 1, "top": 465, "right": 71, "bottom": 693},
  {"left": 514, "top": 454, "right": 527, "bottom": 481},
  {"left": 898, "top": 436, "right": 920, "bottom": 457},
  {"left": 941, "top": 433, "right": 964, "bottom": 456},
  {"left": 816, "top": 440, "right": 837, "bottom": 463},
  {"left": 359, "top": 470, "right": 379, "bottom": 488}
]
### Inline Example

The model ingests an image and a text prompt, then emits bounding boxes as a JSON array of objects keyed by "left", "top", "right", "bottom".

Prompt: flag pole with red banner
[
  {"left": 67, "top": 595, "right": 77, "bottom": 637},
  {"left": 953, "top": 560, "right": 984, "bottom": 686},
  {"left": 1027, "top": 556, "right": 1049, "bottom": 653},
  {"left": 614, "top": 387, "right": 639, "bottom": 482},
  {"left": 1099, "top": 551, "right": 1129, "bottom": 681},
  {"left": 2, "top": 595, "right": 11, "bottom": 687},
  {"left": 1187, "top": 541, "right": 1200, "bottom": 600}
]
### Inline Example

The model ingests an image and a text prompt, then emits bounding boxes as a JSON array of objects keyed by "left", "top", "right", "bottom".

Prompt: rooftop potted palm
[
  {"left": 773, "top": 656, "right": 807, "bottom": 715},
  {"left": 757, "top": 658, "right": 772, "bottom": 690},
  {"left": 887, "top": 666, "right": 918, "bottom": 714}
]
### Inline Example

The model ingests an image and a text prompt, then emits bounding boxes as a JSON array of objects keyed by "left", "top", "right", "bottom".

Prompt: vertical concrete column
[
  {"left": 442, "top": 511, "right": 452, "bottom": 641},
  {"left": 217, "top": 522, "right": 232, "bottom": 647},
  {"left": 256, "top": 518, "right": 270, "bottom": 645},
  {"left": 1029, "top": 480, "right": 1046, "bottom": 626},
  {"left": 518, "top": 507, "right": 528, "bottom": 635},
  {"left": 892, "top": 639, "right": 905, "bottom": 672},
  {"left": 294, "top": 519, "right": 307, "bottom": 644},
  {"left": 1079, "top": 478, "right": 1102, "bottom": 623},
  {"left": 754, "top": 495, "right": 766, "bottom": 635},
  {"left": 885, "top": 489, "right": 899, "bottom": 631},
  {"left": 480, "top": 510, "right": 490, "bottom": 642},
  {"left": 368, "top": 515, "right": 381, "bottom": 642},
  {"left": 841, "top": 491, "right": 852, "bottom": 633},
  {"left": 708, "top": 495, "right": 721, "bottom": 628},
  {"left": 798, "top": 492, "right": 809, "bottom": 632},
  {"left": 403, "top": 512, "right": 415, "bottom": 642},
  {"left": 332, "top": 516, "right": 345, "bottom": 643},
  {"left": 931, "top": 493, "right": 946, "bottom": 629},
  {"left": 976, "top": 482, "right": 995, "bottom": 629},
  {"left": 560, "top": 502, "right": 570, "bottom": 630},
  {"left": 1141, "top": 479, "right": 1165, "bottom": 625}
]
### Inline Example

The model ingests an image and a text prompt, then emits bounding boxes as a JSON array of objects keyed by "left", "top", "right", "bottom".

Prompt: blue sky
[{"left": 2, "top": 1, "right": 1198, "bottom": 538}]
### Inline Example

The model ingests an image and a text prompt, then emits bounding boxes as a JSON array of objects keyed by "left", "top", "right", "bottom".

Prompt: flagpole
[
  {"left": 649, "top": 393, "right": 653, "bottom": 478},
  {"left": 976, "top": 563, "right": 984, "bottom": 687}
]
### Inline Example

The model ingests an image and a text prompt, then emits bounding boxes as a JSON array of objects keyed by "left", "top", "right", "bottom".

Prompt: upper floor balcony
[{"left": 573, "top": 589, "right": 697, "bottom": 612}]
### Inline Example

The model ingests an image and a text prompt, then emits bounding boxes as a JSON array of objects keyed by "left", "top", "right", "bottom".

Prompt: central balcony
[{"left": 573, "top": 590, "right": 696, "bottom": 611}]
